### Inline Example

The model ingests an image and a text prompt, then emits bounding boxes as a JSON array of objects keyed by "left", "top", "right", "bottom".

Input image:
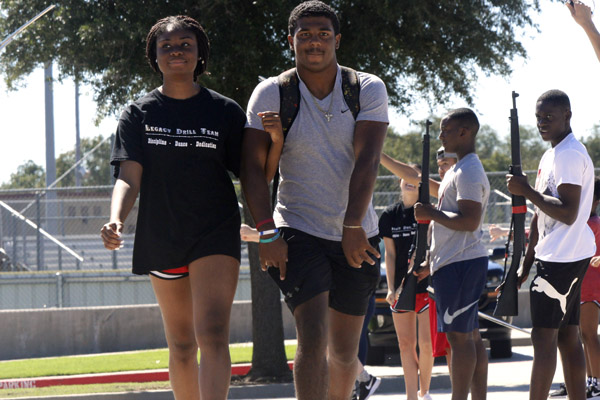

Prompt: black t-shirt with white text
[
  {"left": 111, "top": 88, "right": 245, "bottom": 274},
  {"left": 379, "top": 202, "right": 428, "bottom": 293}
]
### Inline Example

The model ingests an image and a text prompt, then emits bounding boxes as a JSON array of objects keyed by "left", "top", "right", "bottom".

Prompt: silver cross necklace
[{"left": 308, "top": 88, "right": 335, "bottom": 122}]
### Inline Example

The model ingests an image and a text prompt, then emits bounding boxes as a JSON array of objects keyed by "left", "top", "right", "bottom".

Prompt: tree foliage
[
  {"left": 1, "top": 160, "right": 45, "bottom": 189},
  {"left": 1, "top": 135, "right": 113, "bottom": 188},
  {"left": 0, "top": 0, "right": 540, "bottom": 119},
  {"left": 55, "top": 135, "right": 113, "bottom": 187},
  {"left": 582, "top": 125, "right": 600, "bottom": 169},
  {"left": 381, "top": 121, "right": 549, "bottom": 176}
]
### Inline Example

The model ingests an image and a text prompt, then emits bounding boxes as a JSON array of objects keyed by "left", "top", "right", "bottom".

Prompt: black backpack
[{"left": 271, "top": 66, "right": 361, "bottom": 208}]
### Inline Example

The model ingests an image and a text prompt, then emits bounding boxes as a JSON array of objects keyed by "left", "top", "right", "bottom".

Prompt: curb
[
  {"left": 0, "top": 362, "right": 294, "bottom": 391},
  {"left": 0, "top": 373, "right": 452, "bottom": 400}
]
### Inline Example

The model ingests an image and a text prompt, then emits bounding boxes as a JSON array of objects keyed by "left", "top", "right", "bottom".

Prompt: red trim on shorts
[
  {"left": 162, "top": 266, "right": 189, "bottom": 274},
  {"left": 149, "top": 265, "right": 189, "bottom": 280},
  {"left": 392, "top": 292, "right": 430, "bottom": 314}
]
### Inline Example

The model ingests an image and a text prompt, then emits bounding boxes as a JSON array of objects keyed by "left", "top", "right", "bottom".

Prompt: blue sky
[{"left": 0, "top": 1, "right": 599, "bottom": 184}]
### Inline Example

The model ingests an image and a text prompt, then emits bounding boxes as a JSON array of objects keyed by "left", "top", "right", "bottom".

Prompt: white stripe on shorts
[{"left": 149, "top": 270, "right": 187, "bottom": 280}]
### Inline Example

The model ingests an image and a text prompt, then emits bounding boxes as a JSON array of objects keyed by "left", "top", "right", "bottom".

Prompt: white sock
[{"left": 358, "top": 369, "right": 370, "bottom": 382}]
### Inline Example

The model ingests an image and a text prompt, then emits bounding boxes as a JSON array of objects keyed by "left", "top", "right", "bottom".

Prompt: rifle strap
[
  {"left": 270, "top": 66, "right": 361, "bottom": 210},
  {"left": 512, "top": 205, "right": 527, "bottom": 214}
]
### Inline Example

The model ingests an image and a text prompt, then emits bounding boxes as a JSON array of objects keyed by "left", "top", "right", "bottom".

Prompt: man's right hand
[
  {"left": 259, "top": 238, "right": 288, "bottom": 280},
  {"left": 100, "top": 221, "right": 124, "bottom": 250}
]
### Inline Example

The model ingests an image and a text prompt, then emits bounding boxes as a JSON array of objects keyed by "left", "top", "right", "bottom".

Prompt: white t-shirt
[
  {"left": 430, "top": 153, "right": 490, "bottom": 273},
  {"left": 534, "top": 132, "right": 596, "bottom": 262},
  {"left": 245, "top": 65, "right": 389, "bottom": 241}
]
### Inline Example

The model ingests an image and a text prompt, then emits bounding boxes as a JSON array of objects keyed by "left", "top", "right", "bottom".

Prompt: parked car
[{"left": 366, "top": 247, "right": 513, "bottom": 365}]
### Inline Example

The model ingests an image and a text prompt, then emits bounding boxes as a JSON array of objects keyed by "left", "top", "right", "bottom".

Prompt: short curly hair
[
  {"left": 146, "top": 15, "right": 210, "bottom": 81},
  {"left": 537, "top": 89, "right": 571, "bottom": 111},
  {"left": 288, "top": 1, "right": 340, "bottom": 36},
  {"left": 444, "top": 108, "right": 480, "bottom": 135}
]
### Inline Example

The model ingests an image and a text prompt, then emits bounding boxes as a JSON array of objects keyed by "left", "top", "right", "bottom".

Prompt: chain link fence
[{"left": 0, "top": 170, "right": 552, "bottom": 310}]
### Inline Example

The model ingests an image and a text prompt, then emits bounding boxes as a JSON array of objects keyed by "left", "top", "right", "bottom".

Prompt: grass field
[{"left": 0, "top": 343, "right": 297, "bottom": 398}]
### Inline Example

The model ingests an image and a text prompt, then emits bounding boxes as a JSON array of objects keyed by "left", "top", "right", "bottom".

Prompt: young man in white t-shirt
[
  {"left": 240, "top": 2, "right": 389, "bottom": 399},
  {"left": 507, "top": 89, "right": 595, "bottom": 400}
]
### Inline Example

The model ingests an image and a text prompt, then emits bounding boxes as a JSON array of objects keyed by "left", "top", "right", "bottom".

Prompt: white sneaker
[{"left": 418, "top": 391, "right": 433, "bottom": 400}]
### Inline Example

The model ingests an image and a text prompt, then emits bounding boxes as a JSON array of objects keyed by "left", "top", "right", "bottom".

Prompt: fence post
[
  {"left": 55, "top": 272, "right": 63, "bottom": 308},
  {"left": 12, "top": 215, "right": 17, "bottom": 262},
  {"left": 36, "top": 194, "right": 42, "bottom": 270},
  {"left": 22, "top": 218, "right": 27, "bottom": 266},
  {"left": 0, "top": 207, "right": 3, "bottom": 250}
]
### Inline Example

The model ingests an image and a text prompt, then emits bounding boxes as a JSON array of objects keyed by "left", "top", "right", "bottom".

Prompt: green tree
[
  {"left": 1, "top": 160, "right": 45, "bottom": 189},
  {"left": 582, "top": 125, "right": 600, "bottom": 169},
  {"left": 381, "top": 122, "right": 441, "bottom": 176},
  {"left": 55, "top": 135, "right": 113, "bottom": 187},
  {"left": 1, "top": 0, "right": 540, "bottom": 118}
]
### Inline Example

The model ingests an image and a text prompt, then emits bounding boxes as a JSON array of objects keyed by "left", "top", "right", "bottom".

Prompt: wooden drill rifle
[
  {"left": 494, "top": 91, "right": 527, "bottom": 317},
  {"left": 393, "top": 120, "right": 431, "bottom": 312}
]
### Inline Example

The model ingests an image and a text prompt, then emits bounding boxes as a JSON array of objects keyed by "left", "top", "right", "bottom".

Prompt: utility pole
[
  {"left": 44, "top": 62, "right": 57, "bottom": 238},
  {"left": 75, "top": 79, "right": 82, "bottom": 187}
]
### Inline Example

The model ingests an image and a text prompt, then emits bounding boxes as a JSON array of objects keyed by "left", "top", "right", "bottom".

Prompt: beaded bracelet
[
  {"left": 256, "top": 218, "right": 274, "bottom": 230},
  {"left": 259, "top": 228, "right": 279, "bottom": 237},
  {"left": 259, "top": 231, "right": 281, "bottom": 243}
]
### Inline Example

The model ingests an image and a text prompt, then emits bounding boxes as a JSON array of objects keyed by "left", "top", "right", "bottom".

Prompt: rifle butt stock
[
  {"left": 393, "top": 121, "right": 431, "bottom": 312},
  {"left": 494, "top": 92, "right": 526, "bottom": 317}
]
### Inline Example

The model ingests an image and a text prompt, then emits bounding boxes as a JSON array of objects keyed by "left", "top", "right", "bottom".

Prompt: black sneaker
[
  {"left": 357, "top": 375, "right": 381, "bottom": 400},
  {"left": 588, "top": 384, "right": 600, "bottom": 398},
  {"left": 549, "top": 383, "right": 567, "bottom": 398},
  {"left": 350, "top": 385, "right": 358, "bottom": 400}
]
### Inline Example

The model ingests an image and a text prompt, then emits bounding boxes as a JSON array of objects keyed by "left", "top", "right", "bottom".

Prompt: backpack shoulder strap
[
  {"left": 340, "top": 66, "right": 361, "bottom": 120},
  {"left": 277, "top": 67, "right": 300, "bottom": 139},
  {"left": 271, "top": 68, "right": 300, "bottom": 211}
]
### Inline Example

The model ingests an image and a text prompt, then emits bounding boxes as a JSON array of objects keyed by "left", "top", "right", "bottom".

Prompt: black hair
[
  {"left": 594, "top": 176, "right": 600, "bottom": 202},
  {"left": 146, "top": 15, "right": 210, "bottom": 81},
  {"left": 288, "top": 1, "right": 340, "bottom": 36},
  {"left": 445, "top": 108, "right": 480, "bottom": 134},
  {"left": 537, "top": 89, "right": 571, "bottom": 111}
]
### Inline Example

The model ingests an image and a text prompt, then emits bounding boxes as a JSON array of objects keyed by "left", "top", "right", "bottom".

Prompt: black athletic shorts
[
  {"left": 530, "top": 258, "right": 590, "bottom": 329},
  {"left": 267, "top": 227, "right": 381, "bottom": 316}
]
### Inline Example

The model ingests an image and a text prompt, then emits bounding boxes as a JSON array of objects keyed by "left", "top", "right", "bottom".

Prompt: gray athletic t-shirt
[
  {"left": 245, "top": 65, "right": 389, "bottom": 241},
  {"left": 430, "top": 152, "right": 490, "bottom": 273}
]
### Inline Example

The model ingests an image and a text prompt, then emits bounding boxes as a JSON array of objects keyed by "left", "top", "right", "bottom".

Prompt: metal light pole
[{"left": 75, "top": 80, "right": 82, "bottom": 187}]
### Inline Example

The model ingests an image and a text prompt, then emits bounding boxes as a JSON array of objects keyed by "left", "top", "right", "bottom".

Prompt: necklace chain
[{"left": 308, "top": 89, "right": 334, "bottom": 122}]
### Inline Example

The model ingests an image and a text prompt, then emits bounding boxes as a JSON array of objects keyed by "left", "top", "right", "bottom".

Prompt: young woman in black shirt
[{"left": 101, "top": 16, "right": 246, "bottom": 399}]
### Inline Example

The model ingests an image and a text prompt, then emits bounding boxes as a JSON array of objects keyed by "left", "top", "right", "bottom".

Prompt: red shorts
[
  {"left": 428, "top": 296, "right": 450, "bottom": 357},
  {"left": 581, "top": 262, "right": 600, "bottom": 302},
  {"left": 149, "top": 266, "right": 189, "bottom": 280},
  {"left": 392, "top": 292, "right": 430, "bottom": 314}
]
